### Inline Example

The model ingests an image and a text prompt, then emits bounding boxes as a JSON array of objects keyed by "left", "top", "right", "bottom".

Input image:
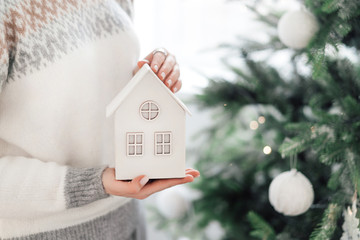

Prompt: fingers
[
  {"left": 123, "top": 175, "right": 145, "bottom": 195},
  {"left": 103, "top": 167, "right": 200, "bottom": 200},
  {"left": 141, "top": 174, "right": 195, "bottom": 197},
  {"left": 106, "top": 174, "right": 149, "bottom": 196},
  {"left": 164, "top": 64, "right": 180, "bottom": 88},
  {"left": 137, "top": 48, "right": 182, "bottom": 93},
  {"left": 137, "top": 51, "right": 164, "bottom": 73},
  {"left": 158, "top": 55, "right": 176, "bottom": 82},
  {"left": 186, "top": 168, "right": 200, "bottom": 178},
  {"left": 140, "top": 169, "right": 200, "bottom": 197},
  {"left": 151, "top": 52, "right": 167, "bottom": 73},
  {"left": 137, "top": 59, "right": 150, "bottom": 69},
  {"left": 171, "top": 78, "right": 182, "bottom": 93}
]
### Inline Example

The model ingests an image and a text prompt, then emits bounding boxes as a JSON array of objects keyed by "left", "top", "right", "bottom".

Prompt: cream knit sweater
[{"left": 0, "top": 0, "right": 145, "bottom": 239}]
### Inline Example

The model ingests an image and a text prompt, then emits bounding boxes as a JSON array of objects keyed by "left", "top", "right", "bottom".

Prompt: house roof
[{"left": 106, "top": 64, "right": 192, "bottom": 118}]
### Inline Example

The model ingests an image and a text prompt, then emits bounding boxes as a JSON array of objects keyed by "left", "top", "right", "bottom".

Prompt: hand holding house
[{"left": 106, "top": 64, "right": 192, "bottom": 180}]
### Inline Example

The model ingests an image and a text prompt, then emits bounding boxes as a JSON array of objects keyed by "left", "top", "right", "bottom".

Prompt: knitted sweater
[{"left": 0, "top": 0, "right": 145, "bottom": 239}]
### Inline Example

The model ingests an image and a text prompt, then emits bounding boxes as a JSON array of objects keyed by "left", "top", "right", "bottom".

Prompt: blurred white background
[
  {"left": 133, "top": 0, "right": 300, "bottom": 94},
  {"left": 132, "top": 0, "right": 300, "bottom": 239},
  {"left": 133, "top": 0, "right": 258, "bottom": 95}
]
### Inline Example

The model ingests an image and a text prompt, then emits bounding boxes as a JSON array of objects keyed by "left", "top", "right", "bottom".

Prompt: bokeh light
[
  {"left": 258, "top": 116, "right": 266, "bottom": 124},
  {"left": 250, "top": 121, "right": 259, "bottom": 130},
  {"left": 263, "top": 146, "right": 272, "bottom": 155}
]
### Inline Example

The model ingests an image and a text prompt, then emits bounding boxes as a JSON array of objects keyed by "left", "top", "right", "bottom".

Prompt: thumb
[
  {"left": 131, "top": 175, "right": 149, "bottom": 192},
  {"left": 137, "top": 59, "right": 150, "bottom": 69}
]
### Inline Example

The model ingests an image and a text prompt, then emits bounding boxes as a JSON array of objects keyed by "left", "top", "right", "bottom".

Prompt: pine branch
[
  {"left": 305, "top": 0, "right": 360, "bottom": 77},
  {"left": 345, "top": 150, "right": 360, "bottom": 199},
  {"left": 327, "top": 164, "right": 344, "bottom": 190},
  {"left": 279, "top": 136, "right": 312, "bottom": 157},
  {"left": 171, "top": 1, "right": 360, "bottom": 239},
  {"left": 309, "top": 203, "right": 342, "bottom": 240},
  {"left": 244, "top": 5, "right": 279, "bottom": 28},
  {"left": 247, "top": 211, "right": 276, "bottom": 240}
]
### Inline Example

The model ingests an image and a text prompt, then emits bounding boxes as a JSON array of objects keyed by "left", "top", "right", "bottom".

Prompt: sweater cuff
[{"left": 64, "top": 166, "right": 109, "bottom": 209}]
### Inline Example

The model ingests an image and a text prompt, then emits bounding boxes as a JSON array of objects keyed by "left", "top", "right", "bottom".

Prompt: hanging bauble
[
  {"left": 178, "top": 237, "right": 191, "bottom": 240},
  {"left": 204, "top": 221, "right": 225, "bottom": 240},
  {"left": 268, "top": 168, "right": 314, "bottom": 216},
  {"left": 156, "top": 187, "right": 189, "bottom": 219},
  {"left": 277, "top": 9, "right": 319, "bottom": 49}
]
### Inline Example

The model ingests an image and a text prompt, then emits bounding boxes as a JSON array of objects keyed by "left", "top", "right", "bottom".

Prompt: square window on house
[
  {"left": 156, "top": 134, "right": 163, "bottom": 144},
  {"left": 164, "top": 134, "right": 170, "bottom": 143},
  {"left": 164, "top": 145, "right": 170, "bottom": 154},
  {"left": 136, "top": 135, "right": 142, "bottom": 144},
  {"left": 157, "top": 145, "right": 163, "bottom": 154},
  {"left": 129, "top": 146, "right": 135, "bottom": 155},
  {"left": 155, "top": 132, "right": 172, "bottom": 155},
  {"left": 136, "top": 145, "right": 142, "bottom": 155},
  {"left": 127, "top": 133, "right": 144, "bottom": 157},
  {"left": 129, "top": 135, "right": 135, "bottom": 144}
]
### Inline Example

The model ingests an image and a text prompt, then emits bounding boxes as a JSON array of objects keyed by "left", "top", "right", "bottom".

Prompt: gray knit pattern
[
  {"left": 6, "top": 200, "right": 147, "bottom": 240},
  {"left": 64, "top": 166, "right": 109, "bottom": 208},
  {"left": 115, "top": 0, "right": 133, "bottom": 19},
  {"left": 0, "top": 0, "right": 133, "bottom": 91}
]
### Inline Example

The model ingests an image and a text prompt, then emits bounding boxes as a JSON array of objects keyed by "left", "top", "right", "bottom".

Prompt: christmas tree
[{"left": 151, "top": 0, "right": 360, "bottom": 239}]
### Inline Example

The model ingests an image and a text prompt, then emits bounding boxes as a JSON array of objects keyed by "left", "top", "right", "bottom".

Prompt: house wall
[{"left": 114, "top": 75, "right": 186, "bottom": 179}]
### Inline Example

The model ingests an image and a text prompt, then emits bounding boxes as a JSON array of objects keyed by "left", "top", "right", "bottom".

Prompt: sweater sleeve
[{"left": 0, "top": 154, "right": 109, "bottom": 219}]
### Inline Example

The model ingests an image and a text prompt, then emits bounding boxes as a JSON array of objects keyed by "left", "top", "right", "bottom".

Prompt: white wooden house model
[{"left": 106, "top": 64, "right": 192, "bottom": 180}]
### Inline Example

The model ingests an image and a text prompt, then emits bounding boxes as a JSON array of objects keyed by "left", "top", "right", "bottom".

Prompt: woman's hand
[
  {"left": 136, "top": 48, "right": 182, "bottom": 93},
  {"left": 102, "top": 168, "right": 200, "bottom": 199}
]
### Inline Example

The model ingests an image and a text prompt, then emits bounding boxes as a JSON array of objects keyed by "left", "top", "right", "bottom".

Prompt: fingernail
[
  {"left": 154, "top": 65, "right": 159, "bottom": 72},
  {"left": 139, "top": 59, "right": 149, "bottom": 63},
  {"left": 167, "top": 79, "right": 172, "bottom": 86},
  {"left": 161, "top": 72, "right": 166, "bottom": 80},
  {"left": 173, "top": 87, "right": 178, "bottom": 93},
  {"left": 140, "top": 175, "right": 149, "bottom": 186}
]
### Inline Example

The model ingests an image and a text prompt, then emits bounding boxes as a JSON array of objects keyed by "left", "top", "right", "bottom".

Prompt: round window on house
[{"left": 140, "top": 101, "right": 160, "bottom": 121}]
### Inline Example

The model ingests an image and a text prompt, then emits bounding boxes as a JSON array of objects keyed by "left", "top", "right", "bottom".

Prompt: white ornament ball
[
  {"left": 156, "top": 188, "right": 189, "bottom": 219},
  {"left": 205, "top": 221, "right": 225, "bottom": 240},
  {"left": 178, "top": 237, "right": 191, "bottom": 240},
  {"left": 278, "top": 9, "right": 319, "bottom": 49},
  {"left": 269, "top": 169, "right": 314, "bottom": 216}
]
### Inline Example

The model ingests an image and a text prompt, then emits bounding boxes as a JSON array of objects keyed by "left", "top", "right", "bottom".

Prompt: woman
[{"left": 0, "top": 0, "right": 199, "bottom": 239}]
